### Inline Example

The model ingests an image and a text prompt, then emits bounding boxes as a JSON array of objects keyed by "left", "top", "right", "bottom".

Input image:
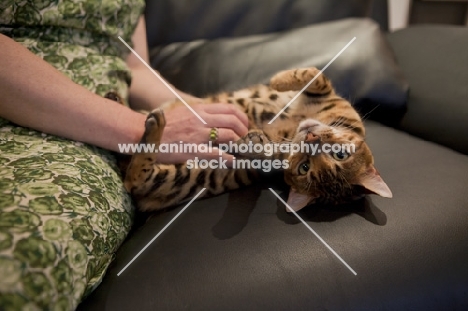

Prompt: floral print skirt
[
  {"left": 0, "top": 36, "right": 139, "bottom": 311},
  {"left": 0, "top": 0, "right": 145, "bottom": 308},
  {"left": 0, "top": 117, "right": 134, "bottom": 310}
]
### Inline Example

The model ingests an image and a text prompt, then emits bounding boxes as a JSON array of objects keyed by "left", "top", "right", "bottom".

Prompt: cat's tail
[{"left": 269, "top": 67, "right": 334, "bottom": 96}]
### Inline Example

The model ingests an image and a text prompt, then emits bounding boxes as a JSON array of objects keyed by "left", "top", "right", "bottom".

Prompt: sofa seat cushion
[{"left": 78, "top": 120, "right": 468, "bottom": 310}]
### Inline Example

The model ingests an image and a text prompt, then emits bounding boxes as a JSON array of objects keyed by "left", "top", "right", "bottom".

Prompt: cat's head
[{"left": 283, "top": 119, "right": 392, "bottom": 212}]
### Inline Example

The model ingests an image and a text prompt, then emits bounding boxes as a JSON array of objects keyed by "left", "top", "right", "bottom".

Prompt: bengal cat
[{"left": 124, "top": 67, "right": 392, "bottom": 212}]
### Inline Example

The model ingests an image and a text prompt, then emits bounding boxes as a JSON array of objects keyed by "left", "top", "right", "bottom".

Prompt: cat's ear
[
  {"left": 286, "top": 188, "right": 314, "bottom": 212},
  {"left": 357, "top": 166, "right": 392, "bottom": 198}
]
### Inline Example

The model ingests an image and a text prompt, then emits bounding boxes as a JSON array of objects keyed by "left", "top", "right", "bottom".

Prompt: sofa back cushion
[
  {"left": 145, "top": 0, "right": 388, "bottom": 49},
  {"left": 150, "top": 18, "right": 408, "bottom": 122}
]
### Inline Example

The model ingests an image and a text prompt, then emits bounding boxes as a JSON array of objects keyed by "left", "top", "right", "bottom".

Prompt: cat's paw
[
  {"left": 233, "top": 130, "right": 272, "bottom": 158},
  {"left": 270, "top": 67, "right": 333, "bottom": 96},
  {"left": 237, "top": 130, "right": 270, "bottom": 145},
  {"left": 143, "top": 108, "right": 166, "bottom": 144}
]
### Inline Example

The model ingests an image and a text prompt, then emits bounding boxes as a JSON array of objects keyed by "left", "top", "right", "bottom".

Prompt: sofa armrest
[{"left": 387, "top": 25, "right": 468, "bottom": 154}]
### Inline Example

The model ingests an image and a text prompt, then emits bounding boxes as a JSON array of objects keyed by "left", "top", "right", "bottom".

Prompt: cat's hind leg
[
  {"left": 269, "top": 67, "right": 334, "bottom": 96},
  {"left": 124, "top": 109, "right": 165, "bottom": 196}
]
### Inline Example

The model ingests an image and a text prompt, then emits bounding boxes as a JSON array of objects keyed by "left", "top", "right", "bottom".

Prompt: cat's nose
[{"left": 305, "top": 132, "right": 320, "bottom": 142}]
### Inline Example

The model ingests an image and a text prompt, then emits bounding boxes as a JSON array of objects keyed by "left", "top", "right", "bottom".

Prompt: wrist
[
  {"left": 102, "top": 104, "right": 147, "bottom": 154},
  {"left": 123, "top": 109, "right": 147, "bottom": 154}
]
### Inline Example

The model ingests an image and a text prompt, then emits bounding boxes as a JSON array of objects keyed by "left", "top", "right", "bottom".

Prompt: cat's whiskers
[
  {"left": 329, "top": 116, "right": 360, "bottom": 132},
  {"left": 306, "top": 179, "right": 315, "bottom": 193},
  {"left": 332, "top": 116, "right": 347, "bottom": 127},
  {"left": 342, "top": 122, "right": 360, "bottom": 131},
  {"left": 341, "top": 119, "right": 361, "bottom": 130},
  {"left": 333, "top": 116, "right": 346, "bottom": 127},
  {"left": 347, "top": 103, "right": 381, "bottom": 131},
  {"left": 337, "top": 171, "right": 351, "bottom": 189}
]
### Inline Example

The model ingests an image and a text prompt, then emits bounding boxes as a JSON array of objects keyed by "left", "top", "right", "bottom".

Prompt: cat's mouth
[
  {"left": 297, "top": 120, "right": 323, "bottom": 143},
  {"left": 305, "top": 132, "right": 320, "bottom": 143}
]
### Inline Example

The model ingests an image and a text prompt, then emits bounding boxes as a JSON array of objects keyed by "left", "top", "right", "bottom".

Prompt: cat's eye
[
  {"left": 298, "top": 162, "right": 309, "bottom": 175},
  {"left": 332, "top": 151, "right": 349, "bottom": 161}
]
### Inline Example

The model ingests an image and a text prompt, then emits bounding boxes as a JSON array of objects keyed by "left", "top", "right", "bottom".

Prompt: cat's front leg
[{"left": 231, "top": 130, "right": 270, "bottom": 158}]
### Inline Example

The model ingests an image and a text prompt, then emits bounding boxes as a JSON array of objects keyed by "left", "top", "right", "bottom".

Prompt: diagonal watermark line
[
  {"left": 118, "top": 36, "right": 207, "bottom": 125},
  {"left": 268, "top": 188, "right": 357, "bottom": 276},
  {"left": 268, "top": 37, "right": 357, "bottom": 124},
  {"left": 117, "top": 188, "right": 206, "bottom": 276}
]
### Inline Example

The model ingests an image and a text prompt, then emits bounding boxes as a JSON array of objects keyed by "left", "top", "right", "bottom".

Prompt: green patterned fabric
[{"left": 0, "top": 0, "right": 145, "bottom": 309}]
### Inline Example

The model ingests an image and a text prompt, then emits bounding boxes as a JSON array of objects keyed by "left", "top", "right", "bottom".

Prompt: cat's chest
[
  {"left": 228, "top": 88, "right": 332, "bottom": 139},
  {"left": 287, "top": 99, "right": 327, "bottom": 120},
  {"left": 258, "top": 94, "right": 325, "bottom": 131}
]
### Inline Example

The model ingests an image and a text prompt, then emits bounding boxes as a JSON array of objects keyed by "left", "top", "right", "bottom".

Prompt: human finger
[
  {"left": 203, "top": 113, "right": 248, "bottom": 138},
  {"left": 206, "top": 127, "right": 240, "bottom": 144},
  {"left": 202, "top": 103, "right": 249, "bottom": 128}
]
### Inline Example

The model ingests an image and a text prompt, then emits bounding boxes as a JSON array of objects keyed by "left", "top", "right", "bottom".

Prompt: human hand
[{"left": 157, "top": 101, "right": 249, "bottom": 165}]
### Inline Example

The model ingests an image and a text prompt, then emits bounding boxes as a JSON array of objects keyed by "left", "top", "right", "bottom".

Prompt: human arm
[
  {"left": 0, "top": 33, "right": 146, "bottom": 153},
  {"left": 0, "top": 30, "right": 247, "bottom": 161},
  {"left": 125, "top": 17, "right": 249, "bottom": 162},
  {"left": 125, "top": 16, "right": 194, "bottom": 110}
]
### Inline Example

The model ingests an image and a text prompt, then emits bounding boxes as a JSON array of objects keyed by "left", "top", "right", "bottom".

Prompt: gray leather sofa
[{"left": 78, "top": 0, "right": 468, "bottom": 309}]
